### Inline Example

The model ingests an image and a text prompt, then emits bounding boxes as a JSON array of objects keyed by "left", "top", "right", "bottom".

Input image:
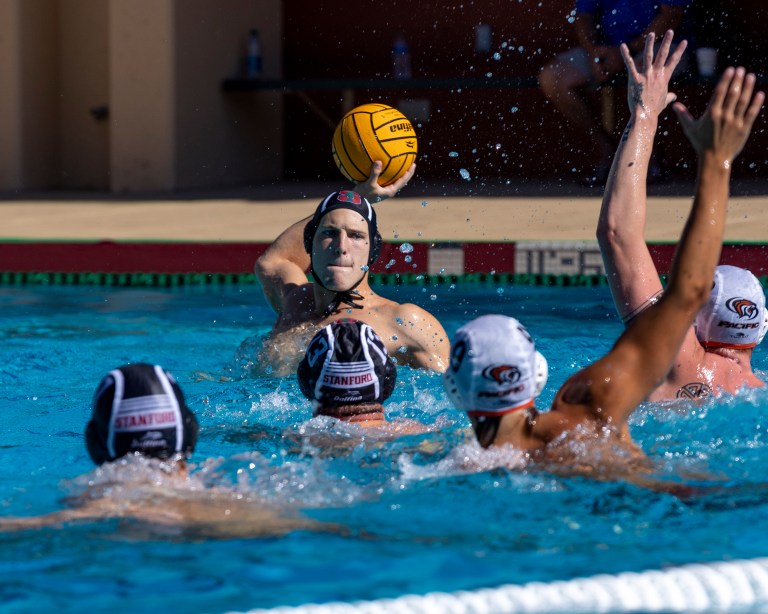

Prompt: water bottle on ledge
[
  {"left": 391, "top": 33, "right": 412, "bottom": 79},
  {"left": 246, "top": 29, "right": 262, "bottom": 78}
]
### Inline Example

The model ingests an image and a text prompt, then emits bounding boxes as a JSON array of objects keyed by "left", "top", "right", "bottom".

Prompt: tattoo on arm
[
  {"left": 676, "top": 382, "right": 712, "bottom": 400},
  {"left": 622, "top": 290, "right": 664, "bottom": 325},
  {"left": 620, "top": 121, "right": 634, "bottom": 143},
  {"left": 629, "top": 82, "right": 644, "bottom": 110}
]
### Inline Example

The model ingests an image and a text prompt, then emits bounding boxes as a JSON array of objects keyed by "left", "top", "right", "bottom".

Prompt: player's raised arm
[{"left": 563, "top": 67, "right": 764, "bottom": 426}]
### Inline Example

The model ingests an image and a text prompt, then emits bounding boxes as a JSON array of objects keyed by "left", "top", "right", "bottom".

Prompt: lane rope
[{"left": 233, "top": 557, "right": 768, "bottom": 614}]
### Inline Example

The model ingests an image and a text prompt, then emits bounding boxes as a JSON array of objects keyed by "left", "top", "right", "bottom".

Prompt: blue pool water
[{"left": 1, "top": 282, "right": 768, "bottom": 613}]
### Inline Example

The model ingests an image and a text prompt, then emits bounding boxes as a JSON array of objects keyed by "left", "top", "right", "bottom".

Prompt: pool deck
[{"left": 2, "top": 177, "right": 768, "bottom": 277}]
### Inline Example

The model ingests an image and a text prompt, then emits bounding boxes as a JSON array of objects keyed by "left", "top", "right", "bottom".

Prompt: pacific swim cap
[
  {"left": 694, "top": 265, "right": 768, "bottom": 349},
  {"left": 303, "top": 190, "right": 382, "bottom": 266},
  {"left": 85, "top": 363, "right": 198, "bottom": 465},
  {"left": 297, "top": 319, "right": 396, "bottom": 410},
  {"left": 443, "top": 314, "right": 548, "bottom": 416}
]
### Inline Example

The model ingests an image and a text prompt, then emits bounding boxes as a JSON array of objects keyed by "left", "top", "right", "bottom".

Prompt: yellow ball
[{"left": 332, "top": 103, "right": 418, "bottom": 186}]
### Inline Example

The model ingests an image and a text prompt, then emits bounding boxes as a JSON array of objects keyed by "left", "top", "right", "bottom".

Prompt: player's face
[{"left": 312, "top": 209, "right": 371, "bottom": 291}]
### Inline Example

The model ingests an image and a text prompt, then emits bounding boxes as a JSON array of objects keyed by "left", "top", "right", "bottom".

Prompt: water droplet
[
  {"left": 397, "top": 346, "right": 408, "bottom": 354},
  {"left": 493, "top": 52, "right": 501, "bottom": 60},
  {"left": 404, "top": 255, "right": 412, "bottom": 263},
  {"left": 421, "top": 200, "right": 428, "bottom": 207},
  {"left": 360, "top": 264, "right": 369, "bottom": 272},
  {"left": 459, "top": 168, "right": 472, "bottom": 180},
  {"left": 391, "top": 335, "right": 398, "bottom": 341},
  {"left": 430, "top": 294, "right": 437, "bottom": 301},
  {"left": 448, "top": 151, "right": 459, "bottom": 158},
  {"left": 497, "top": 287, "right": 505, "bottom": 295},
  {"left": 399, "top": 242, "right": 414, "bottom": 253},
  {"left": 510, "top": 106, "right": 519, "bottom": 113},
  {"left": 385, "top": 259, "right": 396, "bottom": 269}
]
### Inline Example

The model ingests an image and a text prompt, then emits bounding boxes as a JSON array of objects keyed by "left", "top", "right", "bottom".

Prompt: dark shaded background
[{"left": 280, "top": 0, "right": 768, "bottom": 183}]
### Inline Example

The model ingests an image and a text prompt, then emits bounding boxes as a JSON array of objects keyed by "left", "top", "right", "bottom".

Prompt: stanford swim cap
[
  {"left": 85, "top": 363, "right": 198, "bottom": 464},
  {"left": 297, "top": 319, "right": 396, "bottom": 410}
]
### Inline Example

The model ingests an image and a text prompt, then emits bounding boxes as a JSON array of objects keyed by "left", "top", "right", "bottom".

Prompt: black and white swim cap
[
  {"left": 303, "top": 190, "right": 382, "bottom": 266},
  {"left": 297, "top": 319, "right": 396, "bottom": 410},
  {"left": 85, "top": 363, "right": 198, "bottom": 465}
]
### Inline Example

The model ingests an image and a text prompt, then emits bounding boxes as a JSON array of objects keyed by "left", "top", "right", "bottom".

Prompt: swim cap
[
  {"left": 303, "top": 190, "right": 382, "bottom": 266},
  {"left": 85, "top": 363, "right": 199, "bottom": 465},
  {"left": 297, "top": 319, "right": 396, "bottom": 410},
  {"left": 694, "top": 265, "right": 768, "bottom": 349},
  {"left": 443, "top": 314, "right": 548, "bottom": 416}
]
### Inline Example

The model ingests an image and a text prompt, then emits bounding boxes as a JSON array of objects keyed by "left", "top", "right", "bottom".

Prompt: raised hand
[
  {"left": 620, "top": 30, "right": 687, "bottom": 119},
  {"left": 673, "top": 67, "right": 765, "bottom": 163},
  {"left": 354, "top": 161, "right": 415, "bottom": 203}
]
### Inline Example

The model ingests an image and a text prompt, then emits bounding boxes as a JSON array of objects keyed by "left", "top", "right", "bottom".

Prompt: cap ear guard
[
  {"left": 297, "top": 357, "right": 316, "bottom": 401},
  {"left": 381, "top": 358, "right": 397, "bottom": 402},
  {"left": 758, "top": 308, "right": 768, "bottom": 346},
  {"left": 534, "top": 351, "right": 548, "bottom": 397},
  {"left": 85, "top": 417, "right": 109, "bottom": 465}
]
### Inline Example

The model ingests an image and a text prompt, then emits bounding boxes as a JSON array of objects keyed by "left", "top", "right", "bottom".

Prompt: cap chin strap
[
  {"left": 468, "top": 398, "right": 535, "bottom": 418},
  {"left": 311, "top": 262, "right": 366, "bottom": 317}
]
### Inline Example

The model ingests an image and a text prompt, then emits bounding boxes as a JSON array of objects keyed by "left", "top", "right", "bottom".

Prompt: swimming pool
[{"left": 2, "top": 282, "right": 768, "bottom": 613}]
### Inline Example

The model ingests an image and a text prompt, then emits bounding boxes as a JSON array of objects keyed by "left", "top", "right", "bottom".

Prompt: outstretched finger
[
  {"left": 643, "top": 32, "right": 656, "bottom": 72},
  {"left": 734, "top": 73, "right": 757, "bottom": 119},
  {"left": 666, "top": 38, "right": 688, "bottom": 73},
  {"left": 723, "top": 67, "right": 746, "bottom": 117},
  {"left": 743, "top": 90, "right": 766, "bottom": 132},
  {"left": 709, "top": 67, "right": 736, "bottom": 115},
  {"left": 654, "top": 30, "right": 673, "bottom": 68},
  {"left": 620, "top": 43, "right": 639, "bottom": 80}
]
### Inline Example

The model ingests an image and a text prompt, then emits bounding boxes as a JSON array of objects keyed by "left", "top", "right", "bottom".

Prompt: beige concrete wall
[
  {"left": 59, "top": 0, "right": 110, "bottom": 189},
  {"left": 0, "top": 0, "right": 284, "bottom": 193},
  {"left": 173, "top": 0, "right": 283, "bottom": 189},
  {"left": 109, "top": 0, "right": 175, "bottom": 191},
  {"left": 0, "top": 0, "right": 22, "bottom": 189},
  {"left": 19, "top": 0, "right": 59, "bottom": 188}
]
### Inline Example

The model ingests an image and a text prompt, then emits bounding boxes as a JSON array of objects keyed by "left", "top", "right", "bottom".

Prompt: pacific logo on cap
[
  {"left": 725, "top": 297, "right": 760, "bottom": 320},
  {"left": 479, "top": 364, "right": 526, "bottom": 399},
  {"left": 482, "top": 364, "right": 522, "bottom": 384}
]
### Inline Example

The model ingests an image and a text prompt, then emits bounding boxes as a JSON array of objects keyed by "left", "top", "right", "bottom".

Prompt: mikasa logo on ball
[{"left": 389, "top": 121, "right": 413, "bottom": 133}]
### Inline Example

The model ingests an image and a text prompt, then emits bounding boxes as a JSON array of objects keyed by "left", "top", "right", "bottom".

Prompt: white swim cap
[
  {"left": 694, "top": 265, "right": 768, "bottom": 349},
  {"left": 443, "top": 314, "right": 548, "bottom": 416}
]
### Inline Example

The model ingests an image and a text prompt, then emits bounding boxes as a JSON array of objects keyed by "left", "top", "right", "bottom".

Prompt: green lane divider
[{"left": 2, "top": 271, "right": 766, "bottom": 288}]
